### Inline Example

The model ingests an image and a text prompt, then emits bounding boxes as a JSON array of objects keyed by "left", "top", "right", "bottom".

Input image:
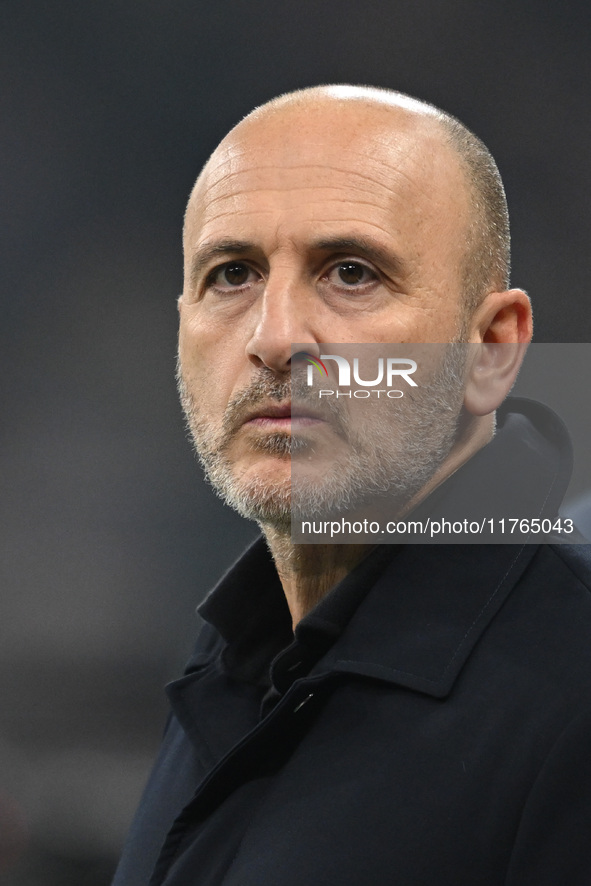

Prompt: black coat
[{"left": 113, "top": 540, "right": 591, "bottom": 886}]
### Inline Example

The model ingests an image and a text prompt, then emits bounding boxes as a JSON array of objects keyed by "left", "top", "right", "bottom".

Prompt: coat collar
[
  {"left": 170, "top": 540, "right": 540, "bottom": 770},
  {"left": 196, "top": 539, "right": 540, "bottom": 700},
  {"left": 303, "top": 542, "right": 539, "bottom": 697}
]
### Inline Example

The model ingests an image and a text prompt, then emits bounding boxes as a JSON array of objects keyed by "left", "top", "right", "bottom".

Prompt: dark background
[{"left": 1, "top": 1, "right": 590, "bottom": 882}]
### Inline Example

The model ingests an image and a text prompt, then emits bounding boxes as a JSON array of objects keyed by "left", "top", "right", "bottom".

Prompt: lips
[{"left": 242, "top": 402, "right": 325, "bottom": 427}]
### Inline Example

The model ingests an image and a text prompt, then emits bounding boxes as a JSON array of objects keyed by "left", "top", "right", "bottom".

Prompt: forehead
[{"left": 185, "top": 104, "right": 470, "bottom": 275}]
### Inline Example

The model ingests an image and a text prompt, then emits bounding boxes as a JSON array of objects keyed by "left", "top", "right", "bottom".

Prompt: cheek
[
  {"left": 178, "top": 321, "right": 219, "bottom": 416},
  {"left": 178, "top": 319, "right": 249, "bottom": 417},
  {"left": 178, "top": 306, "right": 233, "bottom": 374}
]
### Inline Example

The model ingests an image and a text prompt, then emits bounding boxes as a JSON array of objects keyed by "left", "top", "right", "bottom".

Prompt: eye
[
  {"left": 207, "top": 261, "right": 260, "bottom": 292},
  {"left": 325, "top": 261, "right": 378, "bottom": 289}
]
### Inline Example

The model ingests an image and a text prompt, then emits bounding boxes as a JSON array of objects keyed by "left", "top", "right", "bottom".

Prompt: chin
[
  {"left": 205, "top": 460, "right": 292, "bottom": 526},
  {"left": 228, "top": 480, "right": 293, "bottom": 527}
]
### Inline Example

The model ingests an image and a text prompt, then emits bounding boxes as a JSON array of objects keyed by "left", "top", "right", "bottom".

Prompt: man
[{"left": 113, "top": 86, "right": 591, "bottom": 885}]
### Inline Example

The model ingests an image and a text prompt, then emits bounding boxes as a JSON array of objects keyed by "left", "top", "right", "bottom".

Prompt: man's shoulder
[
  {"left": 526, "top": 544, "right": 591, "bottom": 625},
  {"left": 515, "top": 544, "right": 591, "bottom": 632},
  {"left": 546, "top": 543, "right": 591, "bottom": 590},
  {"left": 502, "top": 544, "right": 591, "bottom": 696}
]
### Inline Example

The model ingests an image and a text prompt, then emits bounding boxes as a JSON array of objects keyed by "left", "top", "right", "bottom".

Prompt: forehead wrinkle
[
  {"left": 199, "top": 193, "right": 406, "bottom": 219},
  {"left": 202, "top": 168, "right": 390, "bottom": 198},
  {"left": 196, "top": 155, "right": 453, "bottom": 229},
  {"left": 196, "top": 173, "right": 425, "bottom": 222},
  {"left": 204, "top": 126, "right": 430, "bottom": 178},
  {"left": 193, "top": 193, "right": 397, "bottom": 235},
  {"left": 200, "top": 104, "right": 469, "bottom": 212},
  {"left": 192, "top": 178, "right": 457, "bottom": 248},
  {"left": 204, "top": 156, "right": 424, "bottom": 194}
]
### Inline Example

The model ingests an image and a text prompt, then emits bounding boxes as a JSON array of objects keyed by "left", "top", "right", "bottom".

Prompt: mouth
[{"left": 242, "top": 402, "right": 326, "bottom": 431}]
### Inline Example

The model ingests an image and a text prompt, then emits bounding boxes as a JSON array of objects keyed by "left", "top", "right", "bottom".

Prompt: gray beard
[{"left": 177, "top": 344, "right": 467, "bottom": 530}]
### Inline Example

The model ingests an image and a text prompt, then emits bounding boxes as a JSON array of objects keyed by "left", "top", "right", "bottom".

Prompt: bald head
[{"left": 188, "top": 85, "right": 510, "bottom": 317}]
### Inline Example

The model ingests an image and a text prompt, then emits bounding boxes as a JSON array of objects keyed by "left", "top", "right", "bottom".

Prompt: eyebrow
[
  {"left": 188, "top": 234, "right": 409, "bottom": 285},
  {"left": 310, "top": 236, "right": 408, "bottom": 280},
  {"left": 188, "top": 239, "right": 255, "bottom": 285}
]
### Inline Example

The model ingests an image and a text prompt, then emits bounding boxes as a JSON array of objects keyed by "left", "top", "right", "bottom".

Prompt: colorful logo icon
[{"left": 298, "top": 352, "right": 328, "bottom": 377}]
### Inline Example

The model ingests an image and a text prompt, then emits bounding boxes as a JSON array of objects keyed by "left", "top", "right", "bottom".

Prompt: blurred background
[{"left": 1, "top": 1, "right": 591, "bottom": 882}]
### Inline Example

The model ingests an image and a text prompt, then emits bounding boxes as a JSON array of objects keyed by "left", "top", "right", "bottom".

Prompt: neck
[
  {"left": 261, "top": 529, "right": 374, "bottom": 630},
  {"left": 399, "top": 411, "right": 495, "bottom": 516}
]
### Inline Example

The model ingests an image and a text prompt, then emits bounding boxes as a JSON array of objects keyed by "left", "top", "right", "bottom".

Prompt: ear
[
  {"left": 463, "top": 289, "right": 533, "bottom": 416},
  {"left": 469, "top": 288, "right": 533, "bottom": 345}
]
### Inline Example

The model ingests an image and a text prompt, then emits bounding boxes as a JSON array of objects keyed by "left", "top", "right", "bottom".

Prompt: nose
[{"left": 245, "top": 276, "right": 320, "bottom": 373}]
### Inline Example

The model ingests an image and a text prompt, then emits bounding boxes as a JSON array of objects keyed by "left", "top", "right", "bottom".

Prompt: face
[{"left": 178, "top": 100, "right": 475, "bottom": 525}]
